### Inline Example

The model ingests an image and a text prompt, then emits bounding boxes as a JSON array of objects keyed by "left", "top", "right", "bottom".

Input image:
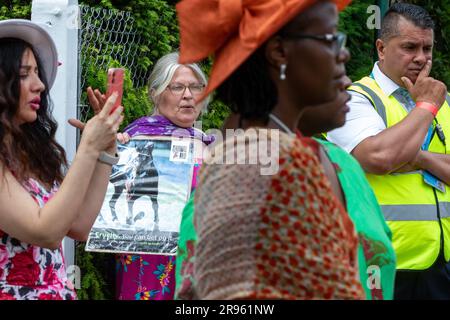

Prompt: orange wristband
[{"left": 416, "top": 101, "right": 439, "bottom": 117}]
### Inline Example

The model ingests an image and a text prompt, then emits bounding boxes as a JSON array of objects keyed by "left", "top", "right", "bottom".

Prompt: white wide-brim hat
[{"left": 0, "top": 19, "right": 58, "bottom": 89}]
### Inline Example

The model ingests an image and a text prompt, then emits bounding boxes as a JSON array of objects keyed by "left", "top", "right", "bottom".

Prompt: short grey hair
[{"left": 148, "top": 52, "right": 210, "bottom": 112}]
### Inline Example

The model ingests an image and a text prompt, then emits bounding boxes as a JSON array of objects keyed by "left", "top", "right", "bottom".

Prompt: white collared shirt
[{"left": 328, "top": 62, "right": 405, "bottom": 153}]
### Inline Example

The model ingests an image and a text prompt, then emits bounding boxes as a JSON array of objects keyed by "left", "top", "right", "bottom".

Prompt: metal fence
[{"left": 77, "top": 5, "right": 151, "bottom": 124}]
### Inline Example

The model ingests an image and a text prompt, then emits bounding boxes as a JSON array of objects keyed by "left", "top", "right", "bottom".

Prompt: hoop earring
[{"left": 280, "top": 64, "right": 287, "bottom": 80}]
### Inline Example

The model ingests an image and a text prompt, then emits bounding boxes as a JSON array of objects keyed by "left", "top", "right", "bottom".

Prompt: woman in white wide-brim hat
[{"left": 0, "top": 19, "right": 123, "bottom": 300}]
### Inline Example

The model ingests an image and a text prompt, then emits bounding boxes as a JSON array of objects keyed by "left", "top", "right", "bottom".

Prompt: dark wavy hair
[{"left": 0, "top": 38, "right": 67, "bottom": 185}]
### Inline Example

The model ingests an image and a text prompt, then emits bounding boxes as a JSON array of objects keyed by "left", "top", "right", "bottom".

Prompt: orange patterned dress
[{"left": 193, "top": 129, "right": 365, "bottom": 299}]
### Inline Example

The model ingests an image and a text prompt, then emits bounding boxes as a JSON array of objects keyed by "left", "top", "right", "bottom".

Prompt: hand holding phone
[{"left": 106, "top": 68, "right": 124, "bottom": 114}]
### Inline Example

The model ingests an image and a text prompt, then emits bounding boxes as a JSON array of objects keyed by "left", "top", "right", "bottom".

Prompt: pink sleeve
[{"left": 191, "top": 160, "right": 202, "bottom": 191}]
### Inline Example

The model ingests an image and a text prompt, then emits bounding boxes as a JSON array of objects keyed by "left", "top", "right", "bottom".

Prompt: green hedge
[
  {"left": 0, "top": 0, "right": 31, "bottom": 20},
  {"left": 409, "top": 0, "right": 450, "bottom": 86},
  {"left": 339, "top": 0, "right": 376, "bottom": 81}
]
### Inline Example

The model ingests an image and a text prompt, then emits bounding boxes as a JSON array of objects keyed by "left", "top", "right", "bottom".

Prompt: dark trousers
[{"left": 394, "top": 255, "right": 450, "bottom": 300}]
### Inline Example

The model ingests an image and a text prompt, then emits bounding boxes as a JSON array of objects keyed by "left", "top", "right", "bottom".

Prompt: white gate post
[{"left": 31, "top": 0, "right": 79, "bottom": 270}]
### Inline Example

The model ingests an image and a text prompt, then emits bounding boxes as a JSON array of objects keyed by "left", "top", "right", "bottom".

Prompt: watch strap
[{"left": 98, "top": 151, "right": 120, "bottom": 165}]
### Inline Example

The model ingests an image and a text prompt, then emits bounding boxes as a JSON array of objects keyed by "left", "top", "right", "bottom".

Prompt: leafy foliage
[
  {"left": 409, "top": 0, "right": 450, "bottom": 86},
  {"left": 75, "top": 243, "right": 113, "bottom": 300},
  {"left": 197, "top": 60, "right": 231, "bottom": 131},
  {"left": 339, "top": 0, "right": 377, "bottom": 81},
  {"left": 0, "top": 0, "right": 31, "bottom": 20},
  {"left": 80, "top": 0, "right": 179, "bottom": 86},
  {"left": 80, "top": 57, "right": 153, "bottom": 131}
]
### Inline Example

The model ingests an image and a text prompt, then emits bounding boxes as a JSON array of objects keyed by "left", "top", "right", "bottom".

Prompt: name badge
[{"left": 422, "top": 170, "right": 446, "bottom": 193}]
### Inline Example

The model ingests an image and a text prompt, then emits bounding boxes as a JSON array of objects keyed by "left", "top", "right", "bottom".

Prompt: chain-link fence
[
  {"left": 77, "top": 5, "right": 153, "bottom": 124},
  {"left": 75, "top": 5, "right": 159, "bottom": 299}
]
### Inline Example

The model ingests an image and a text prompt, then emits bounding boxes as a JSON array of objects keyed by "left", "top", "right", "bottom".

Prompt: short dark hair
[{"left": 380, "top": 3, "right": 435, "bottom": 41}]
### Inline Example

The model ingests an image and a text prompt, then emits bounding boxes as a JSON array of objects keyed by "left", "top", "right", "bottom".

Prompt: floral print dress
[{"left": 0, "top": 178, "right": 77, "bottom": 300}]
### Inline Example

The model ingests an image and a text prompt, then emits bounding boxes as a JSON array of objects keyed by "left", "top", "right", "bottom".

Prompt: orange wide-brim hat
[{"left": 177, "top": 0, "right": 351, "bottom": 101}]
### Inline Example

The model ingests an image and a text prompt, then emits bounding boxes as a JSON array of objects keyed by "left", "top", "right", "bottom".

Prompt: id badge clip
[{"left": 422, "top": 170, "right": 446, "bottom": 193}]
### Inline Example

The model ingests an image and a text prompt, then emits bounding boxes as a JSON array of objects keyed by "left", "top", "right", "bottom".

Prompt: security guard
[{"left": 328, "top": 3, "right": 450, "bottom": 299}]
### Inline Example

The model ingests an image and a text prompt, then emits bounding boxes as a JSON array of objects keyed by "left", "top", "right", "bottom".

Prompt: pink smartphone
[{"left": 106, "top": 68, "right": 124, "bottom": 114}]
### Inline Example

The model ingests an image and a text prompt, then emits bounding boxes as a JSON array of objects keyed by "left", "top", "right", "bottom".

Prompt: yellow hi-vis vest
[{"left": 349, "top": 77, "right": 450, "bottom": 270}]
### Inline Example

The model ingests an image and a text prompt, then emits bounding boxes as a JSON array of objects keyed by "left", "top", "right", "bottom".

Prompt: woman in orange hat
[{"left": 176, "top": 0, "right": 366, "bottom": 299}]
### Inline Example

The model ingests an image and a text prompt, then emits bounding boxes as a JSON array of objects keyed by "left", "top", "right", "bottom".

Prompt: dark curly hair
[
  {"left": 215, "top": 17, "right": 303, "bottom": 125},
  {"left": 215, "top": 45, "right": 276, "bottom": 125},
  {"left": 0, "top": 38, "right": 67, "bottom": 185}
]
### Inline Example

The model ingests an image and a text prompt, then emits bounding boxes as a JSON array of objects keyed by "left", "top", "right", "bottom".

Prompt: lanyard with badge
[{"left": 421, "top": 120, "right": 447, "bottom": 193}]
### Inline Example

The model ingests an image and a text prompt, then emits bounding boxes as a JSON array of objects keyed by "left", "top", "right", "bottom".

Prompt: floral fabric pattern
[
  {"left": 116, "top": 254, "right": 176, "bottom": 300},
  {"left": 0, "top": 179, "right": 76, "bottom": 300}
]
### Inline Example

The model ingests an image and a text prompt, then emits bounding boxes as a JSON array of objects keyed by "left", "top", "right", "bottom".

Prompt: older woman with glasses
[{"left": 111, "top": 52, "right": 214, "bottom": 300}]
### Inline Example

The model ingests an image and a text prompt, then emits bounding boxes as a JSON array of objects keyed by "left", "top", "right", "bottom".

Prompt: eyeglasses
[
  {"left": 167, "top": 83, "right": 205, "bottom": 96},
  {"left": 282, "top": 32, "right": 347, "bottom": 54}
]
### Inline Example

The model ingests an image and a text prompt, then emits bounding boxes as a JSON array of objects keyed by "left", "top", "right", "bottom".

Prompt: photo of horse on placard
[
  {"left": 108, "top": 141, "right": 160, "bottom": 230},
  {"left": 86, "top": 137, "right": 194, "bottom": 255}
]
